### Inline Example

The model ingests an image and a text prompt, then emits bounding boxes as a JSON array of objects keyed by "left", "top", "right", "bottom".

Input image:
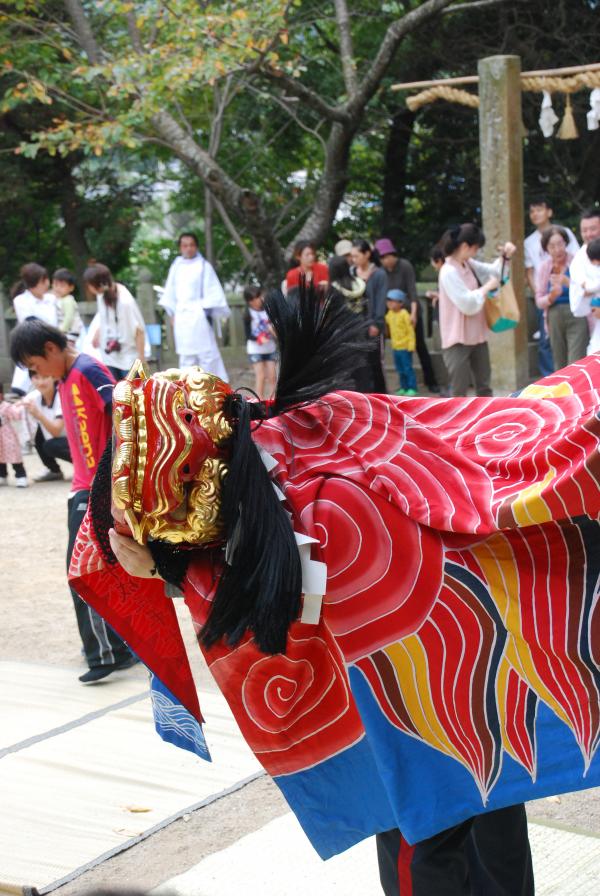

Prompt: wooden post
[
  {"left": 136, "top": 267, "right": 156, "bottom": 324},
  {"left": 478, "top": 55, "right": 529, "bottom": 393},
  {"left": 0, "top": 285, "right": 12, "bottom": 387}
]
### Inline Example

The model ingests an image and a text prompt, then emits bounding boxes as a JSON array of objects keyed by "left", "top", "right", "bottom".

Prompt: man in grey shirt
[{"left": 375, "top": 238, "right": 440, "bottom": 393}]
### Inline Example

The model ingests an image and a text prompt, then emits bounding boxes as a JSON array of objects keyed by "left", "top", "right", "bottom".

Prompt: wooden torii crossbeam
[{"left": 391, "top": 61, "right": 600, "bottom": 92}]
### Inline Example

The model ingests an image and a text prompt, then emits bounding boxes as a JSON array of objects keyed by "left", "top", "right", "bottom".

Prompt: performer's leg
[
  {"left": 67, "top": 490, "right": 133, "bottom": 669},
  {"left": 467, "top": 804, "right": 534, "bottom": 896},
  {"left": 376, "top": 823, "right": 471, "bottom": 896}
]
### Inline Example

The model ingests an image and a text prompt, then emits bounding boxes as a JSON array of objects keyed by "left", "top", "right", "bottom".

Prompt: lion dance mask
[{"left": 110, "top": 361, "right": 233, "bottom": 547}]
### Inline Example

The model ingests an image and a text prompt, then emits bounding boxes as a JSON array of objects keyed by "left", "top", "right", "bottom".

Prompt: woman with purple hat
[{"left": 375, "top": 237, "right": 440, "bottom": 394}]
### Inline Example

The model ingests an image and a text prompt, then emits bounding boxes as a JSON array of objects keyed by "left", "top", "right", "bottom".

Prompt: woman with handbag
[
  {"left": 350, "top": 239, "right": 388, "bottom": 393},
  {"left": 535, "top": 226, "right": 588, "bottom": 370},
  {"left": 438, "top": 224, "right": 515, "bottom": 397}
]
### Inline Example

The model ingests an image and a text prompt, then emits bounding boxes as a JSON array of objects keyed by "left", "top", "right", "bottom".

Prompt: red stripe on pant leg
[{"left": 397, "top": 834, "right": 416, "bottom": 896}]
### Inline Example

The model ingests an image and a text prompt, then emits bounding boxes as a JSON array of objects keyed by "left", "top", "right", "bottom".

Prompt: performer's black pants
[
  {"left": 376, "top": 804, "right": 534, "bottom": 896},
  {"left": 35, "top": 426, "right": 71, "bottom": 472},
  {"left": 67, "top": 489, "right": 133, "bottom": 669}
]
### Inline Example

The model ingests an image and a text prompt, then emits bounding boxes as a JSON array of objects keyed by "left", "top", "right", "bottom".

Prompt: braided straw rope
[
  {"left": 521, "top": 70, "right": 600, "bottom": 93},
  {"left": 406, "top": 70, "right": 600, "bottom": 111},
  {"left": 406, "top": 85, "right": 479, "bottom": 111}
]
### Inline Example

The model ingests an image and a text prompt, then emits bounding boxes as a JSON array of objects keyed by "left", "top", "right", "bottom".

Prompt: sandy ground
[{"left": 2, "top": 392, "right": 600, "bottom": 893}]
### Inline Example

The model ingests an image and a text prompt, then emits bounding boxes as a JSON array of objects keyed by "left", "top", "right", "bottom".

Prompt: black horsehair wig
[{"left": 91, "top": 283, "right": 368, "bottom": 655}]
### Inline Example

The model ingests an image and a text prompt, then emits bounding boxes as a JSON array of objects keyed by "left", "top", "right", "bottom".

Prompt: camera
[{"left": 105, "top": 338, "right": 121, "bottom": 355}]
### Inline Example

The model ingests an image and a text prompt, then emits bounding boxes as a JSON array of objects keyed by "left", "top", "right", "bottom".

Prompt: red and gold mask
[{"left": 111, "top": 361, "right": 232, "bottom": 546}]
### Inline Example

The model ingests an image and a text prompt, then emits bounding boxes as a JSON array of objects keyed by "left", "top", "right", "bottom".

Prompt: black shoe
[
  {"left": 79, "top": 655, "right": 139, "bottom": 684},
  {"left": 428, "top": 384, "right": 441, "bottom": 394}
]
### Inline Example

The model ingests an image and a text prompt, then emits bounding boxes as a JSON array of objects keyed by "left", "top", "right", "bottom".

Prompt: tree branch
[
  {"left": 62, "top": 0, "right": 102, "bottom": 63},
  {"left": 126, "top": 10, "right": 144, "bottom": 53},
  {"left": 246, "top": 83, "right": 327, "bottom": 154},
  {"left": 213, "top": 197, "right": 254, "bottom": 265},
  {"left": 333, "top": 0, "right": 357, "bottom": 97},
  {"left": 349, "top": 0, "right": 456, "bottom": 115},
  {"left": 443, "top": 0, "right": 511, "bottom": 12},
  {"left": 259, "top": 67, "right": 351, "bottom": 124}
]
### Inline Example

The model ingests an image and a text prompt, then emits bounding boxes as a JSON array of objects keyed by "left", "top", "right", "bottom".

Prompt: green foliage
[
  {"left": 0, "top": 0, "right": 289, "bottom": 156},
  {"left": 1, "top": 0, "right": 598, "bottom": 288}
]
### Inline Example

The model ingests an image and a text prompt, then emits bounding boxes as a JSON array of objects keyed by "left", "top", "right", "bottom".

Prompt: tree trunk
[
  {"left": 381, "top": 107, "right": 416, "bottom": 247},
  {"left": 58, "top": 163, "right": 92, "bottom": 286},
  {"left": 204, "top": 186, "right": 215, "bottom": 265},
  {"left": 291, "top": 122, "right": 356, "bottom": 251}
]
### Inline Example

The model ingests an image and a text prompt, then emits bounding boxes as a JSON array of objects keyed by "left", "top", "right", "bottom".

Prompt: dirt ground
[{"left": 2, "top": 415, "right": 600, "bottom": 893}]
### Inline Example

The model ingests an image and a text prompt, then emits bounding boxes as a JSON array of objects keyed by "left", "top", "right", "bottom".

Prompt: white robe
[{"left": 160, "top": 254, "right": 230, "bottom": 379}]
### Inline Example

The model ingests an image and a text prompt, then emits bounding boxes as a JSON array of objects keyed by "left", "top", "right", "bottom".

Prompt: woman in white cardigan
[{"left": 438, "top": 224, "right": 515, "bottom": 396}]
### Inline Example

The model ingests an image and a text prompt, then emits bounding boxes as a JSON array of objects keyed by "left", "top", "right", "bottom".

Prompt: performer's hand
[{"left": 108, "top": 528, "right": 160, "bottom": 579}]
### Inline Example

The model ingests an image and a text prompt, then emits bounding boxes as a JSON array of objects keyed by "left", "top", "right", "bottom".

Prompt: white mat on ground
[
  {"left": 153, "top": 813, "right": 600, "bottom": 896},
  {"left": 0, "top": 661, "right": 261, "bottom": 891}
]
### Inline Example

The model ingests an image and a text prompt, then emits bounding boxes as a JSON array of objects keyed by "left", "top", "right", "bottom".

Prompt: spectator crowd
[{"left": 3, "top": 203, "right": 600, "bottom": 684}]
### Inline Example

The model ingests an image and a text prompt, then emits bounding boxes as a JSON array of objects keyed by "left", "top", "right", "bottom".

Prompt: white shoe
[
  {"left": 15, "top": 476, "right": 29, "bottom": 488},
  {"left": 0, "top": 477, "right": 7, "bottom": 486}
]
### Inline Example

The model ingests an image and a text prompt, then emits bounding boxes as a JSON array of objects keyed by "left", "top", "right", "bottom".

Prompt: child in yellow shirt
[{"left": 385, "top": 288, "right": 417, "bottom": 396}]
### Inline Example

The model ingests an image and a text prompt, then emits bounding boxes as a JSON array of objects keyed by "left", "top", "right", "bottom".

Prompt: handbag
[{"left": 484, "top": 259, "right": 520, "bottom": 333}]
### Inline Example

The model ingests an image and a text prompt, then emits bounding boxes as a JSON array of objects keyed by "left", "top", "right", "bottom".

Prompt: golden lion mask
[{"left": 111, "top": 361, "right": 232, "bottom": 546}]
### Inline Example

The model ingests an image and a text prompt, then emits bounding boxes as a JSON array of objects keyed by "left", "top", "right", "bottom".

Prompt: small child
[
  {"left": 585, "top": 238, "right": 600, "bottom": 354},
  {"left": 385, "top": 288, "right": 417, "bottom": 396},
  {"left": 52, "top": 268, "right": 83, "bottom": 343},
  {"left": 0, "top": 391, "right": 28, "bottom": 487},
  {"left": 243, "top": 285, "right": 277, "bottom": 400}
]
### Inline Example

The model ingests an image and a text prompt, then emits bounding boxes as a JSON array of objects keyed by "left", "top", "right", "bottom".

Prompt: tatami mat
[
  {"left": 153, "top": 813, "right": 600, "bottom": 896},
  {"left": 0, "top": 661, "right": 260, "bottom": 891}
]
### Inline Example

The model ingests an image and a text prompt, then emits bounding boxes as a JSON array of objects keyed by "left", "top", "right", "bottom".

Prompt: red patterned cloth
[{"left": 70, "top": 355, "right": 600, "bottom": 852}]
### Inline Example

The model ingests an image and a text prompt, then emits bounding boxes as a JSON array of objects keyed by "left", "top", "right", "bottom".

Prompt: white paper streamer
[
  {"left": 587, "top": 88, "right": 600, "bottom": 131},
  {"left": 539, "top": 91, "right": 559, "bottom": 138}
]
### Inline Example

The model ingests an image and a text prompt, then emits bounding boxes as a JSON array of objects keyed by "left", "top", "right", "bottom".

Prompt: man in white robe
[{"left": 160, "top": 233, "right": 230, "bottom": 381}]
